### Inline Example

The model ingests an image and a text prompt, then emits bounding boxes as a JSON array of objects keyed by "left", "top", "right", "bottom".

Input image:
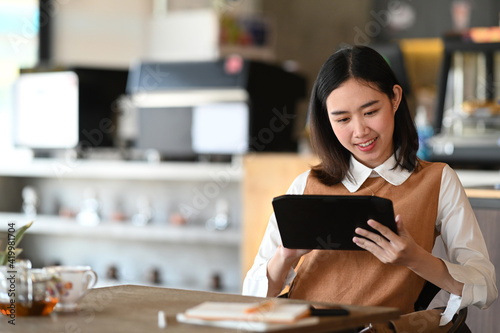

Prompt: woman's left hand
[{"left": 353, "top": 215, "right": 421, "bottom": 266}]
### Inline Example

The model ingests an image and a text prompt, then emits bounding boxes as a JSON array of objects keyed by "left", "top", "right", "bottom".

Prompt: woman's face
[{"left": 326, "top": 78, "right": 402, "bottom": 168}]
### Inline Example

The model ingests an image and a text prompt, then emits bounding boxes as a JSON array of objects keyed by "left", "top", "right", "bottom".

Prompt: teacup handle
[{"left": 83, "top": 270, "right": 98, "bottom": 289}]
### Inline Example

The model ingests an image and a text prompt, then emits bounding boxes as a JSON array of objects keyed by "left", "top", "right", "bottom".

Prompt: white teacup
[{"left": 47, "top": 266, "right": 98, "bottom": 312}]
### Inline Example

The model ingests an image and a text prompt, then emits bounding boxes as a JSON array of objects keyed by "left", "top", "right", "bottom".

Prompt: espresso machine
[
  {"left": 430, "top": 39, "right": 500, "bottom": 167},
  {"left": 124, "top": 57, "right": 306, "bottom": 161}
]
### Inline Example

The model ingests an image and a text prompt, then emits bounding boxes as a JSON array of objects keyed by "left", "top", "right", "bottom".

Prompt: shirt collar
[{"left": 342, "top": 153, "right": 412, "bottom": 193}]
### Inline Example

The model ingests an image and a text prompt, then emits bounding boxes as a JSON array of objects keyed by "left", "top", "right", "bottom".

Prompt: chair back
[{"left": 414, "top": 281, "right": 441, "bottom": 311}]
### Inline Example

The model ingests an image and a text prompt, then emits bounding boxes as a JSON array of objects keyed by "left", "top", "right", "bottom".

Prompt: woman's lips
[{"left": 356, "top": 137, "right": 377, "bottom": 151}]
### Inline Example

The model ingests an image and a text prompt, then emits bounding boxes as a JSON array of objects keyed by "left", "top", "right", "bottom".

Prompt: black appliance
[{"left": 126, "top": 57, "right": 306, "bottom": 160}]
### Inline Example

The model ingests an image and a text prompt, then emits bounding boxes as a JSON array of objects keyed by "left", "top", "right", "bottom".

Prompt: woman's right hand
[
  {"left": 278, "top": 245, "right": 312, "bottom": 264},
  {"left": 266, "top": 245, "right": 312, "bottom": 296}
]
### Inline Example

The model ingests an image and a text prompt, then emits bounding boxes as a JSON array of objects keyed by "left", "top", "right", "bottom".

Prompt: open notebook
[{"left": 176, "top": 301, "right": 319, "bottom": 332}]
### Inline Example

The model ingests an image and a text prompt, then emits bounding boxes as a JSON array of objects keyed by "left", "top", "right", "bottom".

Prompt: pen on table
[
  {"left": 244, "top": 299, "right": 276, "bottom": 314},
  {"left": 158, "top": 310, "right": 167, "bottom": 329}
]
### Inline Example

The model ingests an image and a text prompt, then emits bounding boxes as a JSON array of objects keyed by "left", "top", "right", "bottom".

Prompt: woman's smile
[{"left": 357, "top": 137, "right": 378, "bottom": 149}]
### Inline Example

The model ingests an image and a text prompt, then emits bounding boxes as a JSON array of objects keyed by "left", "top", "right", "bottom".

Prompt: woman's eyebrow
[
  {"left": 329, "top": 110, "right": 349, "bottom": 116},
  {"left": 329, "top": 100, "right": 380, "bottom": 115},
  {"left": 359, "top": 100, "right": 379, "bottom": 109}
]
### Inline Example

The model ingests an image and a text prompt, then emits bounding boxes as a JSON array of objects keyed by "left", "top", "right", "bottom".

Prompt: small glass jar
[{"left": 1, "top": 261, "right": 59, "bottom": 316}]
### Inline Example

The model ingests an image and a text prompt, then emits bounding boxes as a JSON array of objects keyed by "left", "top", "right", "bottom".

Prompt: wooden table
[{"left": 3, "top": 285, "right": 400, "bottom": 333}]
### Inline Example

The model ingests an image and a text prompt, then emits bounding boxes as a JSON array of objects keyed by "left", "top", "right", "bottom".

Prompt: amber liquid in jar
[{"left": 0, "top": 298, "right": 58, "bottom": 316}]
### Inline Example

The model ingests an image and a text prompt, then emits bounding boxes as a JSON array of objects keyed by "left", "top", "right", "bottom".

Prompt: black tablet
[{"left": 272, "top": 195, "right": 396, "bottom": 250}]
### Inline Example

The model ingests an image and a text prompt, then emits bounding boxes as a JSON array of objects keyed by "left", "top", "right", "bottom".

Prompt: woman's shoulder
[
  {"left": 418, "top": 159, "right": 447, "bottom": 171},
  {"left": 416, "top": 160, "right": 460, "bottom": 185},
  {"left": 416, "top": 160, "right": 449, "bottom": 177}
]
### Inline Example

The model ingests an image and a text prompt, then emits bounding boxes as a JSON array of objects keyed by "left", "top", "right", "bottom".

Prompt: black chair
[
  {"left": 414, "top": 280, "right": 442, "bottom": 312},
  {"left": 415, "top": 281, "right": 471, "bottom": 333}
]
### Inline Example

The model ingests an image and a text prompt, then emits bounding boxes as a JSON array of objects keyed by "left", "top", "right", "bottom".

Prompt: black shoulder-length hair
[{"left": 309, "top": 45, "right": 419, "bottom": 186}]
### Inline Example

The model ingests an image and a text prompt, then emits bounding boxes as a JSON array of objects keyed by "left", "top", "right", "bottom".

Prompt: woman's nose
[{"left": 353, "top": 118, "right": 369, "bottom": 137}]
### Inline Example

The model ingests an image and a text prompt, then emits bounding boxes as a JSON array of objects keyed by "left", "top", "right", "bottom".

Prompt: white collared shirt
[{"left": 242, "top": 154, "right": 498, "bottom": 325}]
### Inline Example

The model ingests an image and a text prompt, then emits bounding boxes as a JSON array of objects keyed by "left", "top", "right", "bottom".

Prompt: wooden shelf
[
  {"left": 465, "top": 188, "right": 500, "bottom": 199},
  {"left": 0, "top": 213, "right": 241, "bottom": 246}
]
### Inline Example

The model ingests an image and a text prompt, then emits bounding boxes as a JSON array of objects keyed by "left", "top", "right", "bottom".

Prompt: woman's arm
[
  {"left": 403, "top": 234, "right": 464, "bottom": 296},
  {"left": 435, "top": 165, "right": 497, "bottom": 307},
  {"left": 242, "top": 212, "right": 287, "bottom": 297},
  {"left": 266, "top": 246, "right": 311, "bottom": 296},
  {"left": 242, "top": 170, "right": 311, "bottom": 297}
]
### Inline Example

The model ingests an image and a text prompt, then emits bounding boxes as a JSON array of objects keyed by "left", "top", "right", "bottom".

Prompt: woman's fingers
[
  {"left": 353, "top": 215, "right": 420, "bottom": 266},
  {"left": 354, "top": 219, "right": 394, "bottom": 245}
]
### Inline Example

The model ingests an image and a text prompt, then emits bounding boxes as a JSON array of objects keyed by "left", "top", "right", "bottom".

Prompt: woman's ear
[{"left": 392, "top": 84, "right": 403, "bottom": 112}]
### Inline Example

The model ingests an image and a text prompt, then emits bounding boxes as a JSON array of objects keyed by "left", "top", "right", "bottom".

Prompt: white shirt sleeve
[
  {"left": 241, "top": 170, "right": 309, "bottom": 297},
  {"left": 436, "top": 165, "right": 498, "bottom": 324}
]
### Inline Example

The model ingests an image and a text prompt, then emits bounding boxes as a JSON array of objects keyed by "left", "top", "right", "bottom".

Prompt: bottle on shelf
[
  {"left": 76, "top": 188, "right": 101, "bottom": 226},
  {"left": 415, "top": 105, "right": 434, "bottom": 161},
  {"left": 22, "top": 186, "right": 38, "bottom": 218}
]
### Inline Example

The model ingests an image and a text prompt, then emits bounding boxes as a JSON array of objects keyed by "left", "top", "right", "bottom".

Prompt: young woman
[{"left": 242, "top": 45, "right": 497, "bottom": 331}]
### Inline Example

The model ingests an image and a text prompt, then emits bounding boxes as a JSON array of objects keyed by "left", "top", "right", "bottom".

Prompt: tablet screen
[{"left": 272, "top": 195, "right": 396, "bottom": 250}]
